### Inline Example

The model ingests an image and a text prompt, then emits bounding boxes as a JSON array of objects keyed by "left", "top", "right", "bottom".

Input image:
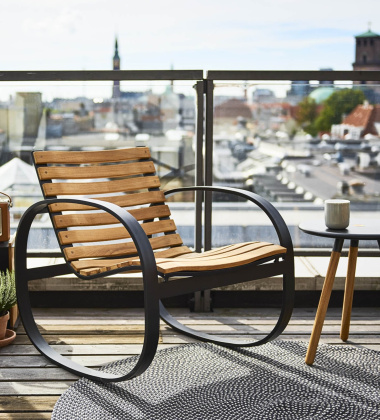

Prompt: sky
[
  {"left": 0, "top": 0, "right": 378, "bottom": 100},
  {"left": 1, "top": 0, "right": 378, "bottom": 72}
]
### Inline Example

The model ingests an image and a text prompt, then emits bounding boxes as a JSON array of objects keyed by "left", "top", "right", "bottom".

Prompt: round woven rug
[{"left": 52, "top": 341, "right": 380, "bottom": 420}]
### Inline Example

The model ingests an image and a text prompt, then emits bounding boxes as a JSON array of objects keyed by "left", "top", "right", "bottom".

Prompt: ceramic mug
[{"left": 324, "top": 199, "right": 350, "bottom": 229}]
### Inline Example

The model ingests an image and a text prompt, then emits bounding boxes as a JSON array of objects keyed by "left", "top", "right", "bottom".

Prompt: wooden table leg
[
  {"left": 340, "top": 240, "right": 359, "bottom": 341},
  {"left": 305, "top": 238, "right": 344, "bottom": 365}
]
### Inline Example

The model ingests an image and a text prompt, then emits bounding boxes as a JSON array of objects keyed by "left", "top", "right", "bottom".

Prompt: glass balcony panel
[
  {"left": 0, "top": 81, "right": 196, "bottom": 249},
  {"left": 212, "top": 81, "right": 380, "bottom": 249}
]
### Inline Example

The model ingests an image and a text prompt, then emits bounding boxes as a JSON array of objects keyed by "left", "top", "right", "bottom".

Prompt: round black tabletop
[{"left": 299, "top": 219, "right": 380, "bottom": 240}]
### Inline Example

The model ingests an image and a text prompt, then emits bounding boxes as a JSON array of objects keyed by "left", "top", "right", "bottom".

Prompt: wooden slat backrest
[{"left": 33, "top": 146, "right": 185, "bottom": 273}]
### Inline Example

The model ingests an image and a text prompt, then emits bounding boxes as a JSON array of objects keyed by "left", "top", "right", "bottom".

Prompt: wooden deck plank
[
  {"left": 0, "top": 414, "right": 52, "bottom": 419},
  {"left": 0, "top": 382, "right": 74, "bottom": 395},
  {"left": 0, "top": 368, "right": 79, "bottom": 381},
  {"left": 1, "top": 355, "right": 138, "bottom": 368},
  {"left": 0, "top": 396, "right": 59, "bottom": 412},
  {"left": 0, "top": 344, "right": 177, "bottom": 356},
  {"left": 12, "top": 335, "right": 157, "bottom": 345}
]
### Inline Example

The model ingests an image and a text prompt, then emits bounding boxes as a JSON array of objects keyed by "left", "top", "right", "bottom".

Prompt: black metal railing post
[{"left": 194, "top": 81, "right": 205, "bottom": 253}]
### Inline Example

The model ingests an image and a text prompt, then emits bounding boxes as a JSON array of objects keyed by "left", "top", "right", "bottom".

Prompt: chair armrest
[
  {"left": 15, "top": 197, "right": 158, "bottom": 281},
  {"left": 15, "top": 197, "right": 160, "bottom": 382},
  {"left": 164, "top": 186, "right": 293, "bottom": 255}
]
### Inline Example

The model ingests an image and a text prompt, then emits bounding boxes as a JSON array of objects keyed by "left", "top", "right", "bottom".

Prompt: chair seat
[
  {"left": 153, "top": 241, "right": 286, "bottom": 275},
  {"left": 71, "top": 241, "right": 286, "bottom": 277}
]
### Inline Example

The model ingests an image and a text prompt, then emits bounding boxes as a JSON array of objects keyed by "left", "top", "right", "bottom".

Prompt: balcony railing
[{"left": 1, "top": 69, "right": 380, "bottom": 256}]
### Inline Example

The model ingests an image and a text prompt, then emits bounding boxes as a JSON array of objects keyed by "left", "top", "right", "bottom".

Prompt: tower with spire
[
  {"left": 353, "top": 24, "right": 380, "bottom": 72},
  {"left": 112, "top": 37, "right": 121, "bottom": 99}
]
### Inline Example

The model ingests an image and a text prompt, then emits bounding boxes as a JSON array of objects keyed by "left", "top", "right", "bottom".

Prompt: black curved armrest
[
  {"left": 15, "top": 197, "right": 160, "bottom": 382},
  {"left": 162, "top": 185, "right": 294, "bottom": 347},
  {"left": 164, "top": 186, "right": 294, "bottom": 258},
  {"left": 15, "top": 197, "right": 158, "bottom": 280}
]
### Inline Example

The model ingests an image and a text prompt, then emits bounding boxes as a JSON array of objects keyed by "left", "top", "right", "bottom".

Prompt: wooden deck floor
[{"left": 1, "top": 306, "right": 379, "bottom": 419}]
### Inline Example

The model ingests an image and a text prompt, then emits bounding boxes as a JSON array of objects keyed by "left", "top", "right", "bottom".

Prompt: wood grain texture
[
  {"left": 33, "top": 146, "right": 150, "bottom": 164},
  {"left": 48, "top": 190, "right": 165, "bottom": 212},
  {"left": 37, "top": 160, "right": 155, "bottom": 180},
  {"left": 153, "top": 243, "right": 286, "bottom": 273},
  {"left": 64, "top": 233, "right": 183, "bottom": 261},
  {"left": 305, "top": 250, "right": 341, "bottom": 365},
  {"left": 70, "top": 246, "right": 192, "bottom": 272},
  {"left": 58, "top": 219, "right": 176, "bottom": 244},
  {"left": 42, "top": 175, "right": 160, "bottom": 196},
  {"left": 52, "top": 204, "right": 171, "bottom": 228},
  {"left": 0, "top": 396, "right": 59, "bottom": 412},
  {"left": 340, "top": 245, "right": 359, "bottom": 341}
]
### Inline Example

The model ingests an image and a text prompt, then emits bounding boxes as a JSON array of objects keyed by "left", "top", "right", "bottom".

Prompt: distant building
[
  {"left": 0, "top": 92, "right": 43, "bottom": 143},
  {"left": 352, "top": 26, "right": 380, "bottom": 99},
  {"left": 286, "top": 81, "right": 311, "bottom": 105},
  {"left": 252, "top": 88, "right": 276, "bottom": 103},
  {"left": 308, "top": 86, "right": 336, "bottom": 104},
  {"left": 107, "top": 38, "right": 195, "bottom": 134},
  {"left": 331, "top": 102, "right": 380, "bottom": 139},
  {"left": 214, "top": 99, "right": 252, "bottom": 120},
  {"left": 353, "top": 28, "right": 380, "bottom": 72}
]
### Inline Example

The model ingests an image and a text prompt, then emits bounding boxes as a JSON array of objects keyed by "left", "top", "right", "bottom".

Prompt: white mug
[{"left": 324, "top": 199, "right": 350, "bottom": 229}]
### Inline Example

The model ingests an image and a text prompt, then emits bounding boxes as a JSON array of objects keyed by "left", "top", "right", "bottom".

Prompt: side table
[{"left": 299, "top": 219, "right": 380, "bottom": 365}]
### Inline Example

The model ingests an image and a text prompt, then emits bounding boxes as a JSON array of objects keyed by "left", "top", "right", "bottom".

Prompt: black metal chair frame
[{"left": 16, "top": 185, "right": 294, "bottom": 383}]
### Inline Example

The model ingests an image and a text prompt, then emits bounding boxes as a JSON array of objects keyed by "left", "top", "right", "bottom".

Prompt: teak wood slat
[
  {"left": 58, "top": 219, "right": 177, "bottom": 245},
  {"left": 48, "top": 191, "right": 165, "bottom": 212},
  {"left": 144, "top": 244, "right": 285, "bottom": 274},
  {"left": 178, "top": 242, "right": 258, "bottom": 258},
  {"left": 38, "top": 160, "right": 156, "bottom": 180},
  {"left": 64, "top": 233, "right": 184, "bottom": 261},
  {"left": 52, "top": 205, "right": 171, "bottom": 228},
  {"left": 157, "top": 242, "right": 279, "bottom": 262},
  {"left": 42, "top": 175, "right": 160, "bottom": 196},
  {"left": 34, "top": 146, "right": 151, "bottom": 164},
  {"left": 70, "top": 246, "right": 192, "bottom": 272}
]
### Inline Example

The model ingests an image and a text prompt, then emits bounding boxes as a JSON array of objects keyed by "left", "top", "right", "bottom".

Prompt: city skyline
[{"left": 1, "top": 0, "right": 379, "bottom": 72}]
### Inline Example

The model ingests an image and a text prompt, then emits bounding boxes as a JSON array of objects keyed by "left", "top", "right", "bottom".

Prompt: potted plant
[{"left": 0, "top": 270, "right": 17, "bottom": 347}]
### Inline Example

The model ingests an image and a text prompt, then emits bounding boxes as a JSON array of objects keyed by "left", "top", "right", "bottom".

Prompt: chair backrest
[{"left": 33, "top": 147, "right": 187, "bottom": 275}]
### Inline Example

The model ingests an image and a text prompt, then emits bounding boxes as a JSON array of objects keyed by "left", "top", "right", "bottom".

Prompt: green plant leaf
[{"left": 0, "top": 270, "right": 16, "bottom": 315}]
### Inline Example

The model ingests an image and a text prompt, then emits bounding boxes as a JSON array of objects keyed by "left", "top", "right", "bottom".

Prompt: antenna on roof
[{"left": 368, "top": 21, "right": 372, "bottom": 31}]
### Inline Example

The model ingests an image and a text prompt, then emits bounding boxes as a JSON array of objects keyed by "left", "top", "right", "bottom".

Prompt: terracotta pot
[{"left": 0, "top": 312, "right": 10, "bottom": 340}]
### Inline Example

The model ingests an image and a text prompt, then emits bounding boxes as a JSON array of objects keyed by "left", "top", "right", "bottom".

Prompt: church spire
[
  {"left": 113, "top": 38, "right": 120, "bottom": 64},
  {"left": 112, "top": 37, "right": 121, "bottom": 98}
]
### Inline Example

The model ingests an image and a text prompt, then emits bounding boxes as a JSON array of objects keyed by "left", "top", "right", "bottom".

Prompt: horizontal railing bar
[
  {"left": 0, "top": 70, "right": 204, "bottom": 82},
  {"left": 207, "top": 70, "right": 380, "bottom": 81},
  {"left": 1, "top": 70, "right": 379, "bottom": 82}
]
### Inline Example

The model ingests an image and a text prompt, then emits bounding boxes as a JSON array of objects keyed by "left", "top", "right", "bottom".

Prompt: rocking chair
[{"left": 15, "top": 146, "right": 294, "bottom": 382}]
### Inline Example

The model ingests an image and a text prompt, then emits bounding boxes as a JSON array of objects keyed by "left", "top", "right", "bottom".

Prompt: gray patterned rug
[{"left": 52, "top": 341, "right": 380, "bottom": 420}]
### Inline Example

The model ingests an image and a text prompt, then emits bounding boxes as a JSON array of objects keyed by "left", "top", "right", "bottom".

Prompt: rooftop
[{"left": 355, "top": 30, "right": 380, "bottom": 38}]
